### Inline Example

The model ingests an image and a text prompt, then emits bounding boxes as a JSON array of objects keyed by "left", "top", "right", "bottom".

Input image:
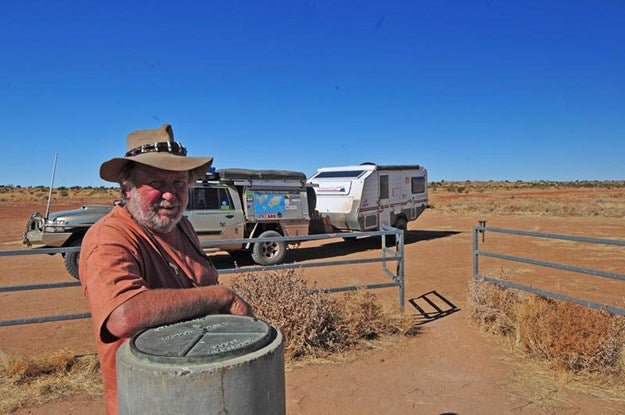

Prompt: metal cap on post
[
  {"left": 478, "top": 220, "right": 487, "bottom": 243},
  {"left": 117, "top": 315, "right": 285, "bottom": 415},
  {"left": 130, "top": 314, "right": 274, "bottom": 364}
]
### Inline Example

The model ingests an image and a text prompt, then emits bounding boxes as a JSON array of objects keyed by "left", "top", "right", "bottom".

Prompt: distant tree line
[
  {"left": 428, "top": 180, "right": 625, "bottom": 193},
  {"left": 1, "top": 185, "right": 117, "bottom": 190}
]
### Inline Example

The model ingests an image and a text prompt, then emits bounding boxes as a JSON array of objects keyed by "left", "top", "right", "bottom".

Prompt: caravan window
[
  {"left": 411, "top": 177, "right": 426, "bottom": 194},
  {"left": 314, "top": 170, "right": 365, "bottom": 178},
  {"left": 379, "top": 175, "right": 389, "bottom": 199}
]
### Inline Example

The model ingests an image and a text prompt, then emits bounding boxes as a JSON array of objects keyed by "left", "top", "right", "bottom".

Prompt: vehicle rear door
[{"left": 185, "top": 185, "right": 244, "bottom": 249}]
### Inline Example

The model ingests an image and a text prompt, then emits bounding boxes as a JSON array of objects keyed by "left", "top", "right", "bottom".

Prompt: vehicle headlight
[{"left": 45, "top": 219, "right": 68, "bottom": 232}]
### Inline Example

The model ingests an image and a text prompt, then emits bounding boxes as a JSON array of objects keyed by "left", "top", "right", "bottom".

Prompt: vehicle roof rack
[{"left": 216, "top": 168, "right": 307, "bottom": 181}]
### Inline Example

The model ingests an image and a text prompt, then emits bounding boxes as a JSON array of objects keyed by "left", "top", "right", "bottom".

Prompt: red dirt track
[{"left": 1, "top": 202, "right": 625, "bottom": 414}]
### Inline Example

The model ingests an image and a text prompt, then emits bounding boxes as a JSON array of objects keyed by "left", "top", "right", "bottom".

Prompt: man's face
[{"left": 125, "top": 165, "right": 189, "bottom": 234}]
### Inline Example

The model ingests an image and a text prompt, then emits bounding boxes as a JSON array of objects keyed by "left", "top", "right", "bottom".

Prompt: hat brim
[{"left": 100, "top": 152, "right": 213, "bottom": 183}]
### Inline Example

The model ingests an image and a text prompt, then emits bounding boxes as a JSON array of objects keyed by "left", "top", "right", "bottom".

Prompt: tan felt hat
[{"left": 100, "top": 124, "right": 213, "bottom": 183}]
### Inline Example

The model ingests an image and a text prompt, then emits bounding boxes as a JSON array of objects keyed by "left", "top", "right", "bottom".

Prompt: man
[{"left": 79, "top": 124, "right": 252, "bottom": 414}]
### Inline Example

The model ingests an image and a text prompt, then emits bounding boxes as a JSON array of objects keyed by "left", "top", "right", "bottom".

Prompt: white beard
[{"left": 126, "top": 187, "right": 184, "bottom": 234}]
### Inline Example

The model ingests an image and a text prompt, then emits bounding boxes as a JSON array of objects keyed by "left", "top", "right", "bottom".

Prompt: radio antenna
[{"left": 44, "top": 153, "right": 58, "bottom": 220}]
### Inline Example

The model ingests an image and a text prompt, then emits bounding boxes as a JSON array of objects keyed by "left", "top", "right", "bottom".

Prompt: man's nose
[
  {"left": 162, "top": 190, "right": 177, "bottom": 201},
  {"left": 160, "top": 182, "right": 179, "bottom": 200}
]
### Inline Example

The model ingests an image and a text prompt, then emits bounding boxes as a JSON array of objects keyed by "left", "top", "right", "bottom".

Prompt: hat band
[{"left": 125, "top": 141, "right": 188, "bottom": 157}]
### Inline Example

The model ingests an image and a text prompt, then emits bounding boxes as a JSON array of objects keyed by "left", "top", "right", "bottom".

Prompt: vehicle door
[{"left": 185, "top": 185, "right": 245, "bottom": 249}]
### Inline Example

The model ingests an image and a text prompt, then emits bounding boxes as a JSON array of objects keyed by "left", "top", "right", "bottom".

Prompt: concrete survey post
[{"left": 116, "top": 315, "right": 285, "bottom": 415}]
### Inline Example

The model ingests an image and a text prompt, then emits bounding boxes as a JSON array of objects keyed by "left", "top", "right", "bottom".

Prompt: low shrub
[
  {"left": 467, "top": 278, "right": 625, "bottom": 376},
  {"left": 230, "top": 270, "right": 416, "bottom": 359}
]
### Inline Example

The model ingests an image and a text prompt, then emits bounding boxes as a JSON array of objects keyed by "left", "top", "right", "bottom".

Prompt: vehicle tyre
[
  {"left": 389, "top": 217, "right": 408, "bottom": 245},
  {"left": 62, "top": 238, "right": 82, "bottom": 280},
  {"left": 306, "top": 186, "right": 317, "bottom": 215},
  {"left": 251, "top": 230, "right": 286, "bottom": 266}
]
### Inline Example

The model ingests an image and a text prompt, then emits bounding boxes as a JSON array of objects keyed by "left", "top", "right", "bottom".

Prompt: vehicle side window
[
  {"left": 379, "top": 175, "right": 389, "bottom": 199},
  {"left": 217, "top": 188, "right": 233, "bottom": 210},
  {"left": 191, "top": 188, "right": 220, "bottom": 210},
  {"left": 189, "top": 187, "right": 234, "bottom": 210},
  {"left": 411, "top": 177, "right": 425, "bottom": 194}
]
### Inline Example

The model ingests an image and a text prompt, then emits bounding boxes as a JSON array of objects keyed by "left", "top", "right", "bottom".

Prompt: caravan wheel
[{"left": 389, "top": 217, "right": 407, "bottom": 245}]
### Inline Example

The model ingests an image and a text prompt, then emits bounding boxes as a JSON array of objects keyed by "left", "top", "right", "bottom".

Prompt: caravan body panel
[{"left": 309, "top": 164, "right": 428, "bottom": 232}]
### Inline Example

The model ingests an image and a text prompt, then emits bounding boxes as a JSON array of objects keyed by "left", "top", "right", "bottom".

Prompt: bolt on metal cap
[{"left": 130, "top": 315, "right": 274, "bottom": 364}]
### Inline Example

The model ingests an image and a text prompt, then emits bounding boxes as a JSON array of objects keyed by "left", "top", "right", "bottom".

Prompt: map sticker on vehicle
[{"left": 253, "top": 192, "right": 286, "bottom": 217}]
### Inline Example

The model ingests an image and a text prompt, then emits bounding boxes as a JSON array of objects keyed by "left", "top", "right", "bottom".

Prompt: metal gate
[
  {"left": 473, "top": 224, "right": 625, "bottom": 316},
  {"left": 0, "top": 227, "right": 404, "bottom": 327}
]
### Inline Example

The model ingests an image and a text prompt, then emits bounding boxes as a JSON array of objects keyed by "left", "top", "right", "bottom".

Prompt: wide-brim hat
[{"left": 100, "top": 124, "right": 213, "bottom": 183}]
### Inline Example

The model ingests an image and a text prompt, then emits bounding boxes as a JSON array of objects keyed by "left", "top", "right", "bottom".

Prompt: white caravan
[{"left": 308, "top": 163, "right": 428, "bottom": 233}]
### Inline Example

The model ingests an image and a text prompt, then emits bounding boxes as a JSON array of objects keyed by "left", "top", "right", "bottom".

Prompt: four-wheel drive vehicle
[
  {"left": 307, "top": 163, "right": 428, "bottom": 236},
  {"left": 23, "top": 205, "right": 115, "bottom": 279},
  {"left": 23, "top": 169, "right": 314, "bottom": 279}
]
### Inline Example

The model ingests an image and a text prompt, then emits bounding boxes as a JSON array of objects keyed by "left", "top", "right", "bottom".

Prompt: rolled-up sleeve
[{"left": 80, "top": 241, "right": 148, "bottom": 343}]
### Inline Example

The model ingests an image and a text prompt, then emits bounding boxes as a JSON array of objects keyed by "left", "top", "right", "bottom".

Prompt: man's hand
[{"left": 221, "top": 289, "right": 254, "bottom": 317}]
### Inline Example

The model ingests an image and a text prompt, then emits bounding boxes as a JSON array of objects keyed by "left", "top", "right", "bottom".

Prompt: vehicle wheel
[
  {"left": 389, "top": 217, "right": 408, "bottom": 245},
  {"left": 62, "top": 238, "right": 82, "bottom": 280},
  {"left": 395, "top": 217, "right": 408, "bottom": 233},
  {"left": 306, "top": 186, "right": 317, "bottom": 214},
  {"left": 251, "top": 230, "right": 286, "bottom": 266}
]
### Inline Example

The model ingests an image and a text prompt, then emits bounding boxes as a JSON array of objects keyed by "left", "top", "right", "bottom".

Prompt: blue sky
[{"left": 1, "top": 0, "right": 623, "bottom": 186}]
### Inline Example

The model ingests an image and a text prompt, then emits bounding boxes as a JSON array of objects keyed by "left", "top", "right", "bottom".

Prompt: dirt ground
[{"left": 1, "top": 200, "right": 625, "bottom": 414}]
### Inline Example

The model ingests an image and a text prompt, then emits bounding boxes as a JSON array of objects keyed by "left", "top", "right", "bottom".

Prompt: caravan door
[{"left": 377, "top": 172, "right": 392, "bottom": 228}]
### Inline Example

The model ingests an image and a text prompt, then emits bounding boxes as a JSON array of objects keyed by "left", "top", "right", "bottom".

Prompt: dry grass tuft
[
  {"left": 0, "top": 349, "right": 102, "bottom": 413},
  {"left": 467, "top": 277, "right": 625, "bottom": 378},
  {"left": 230, "top": 270, "right": 417, "bottom": 360},
  {"left": 466, "top": 272, "right": 518, "bottom": 337}
]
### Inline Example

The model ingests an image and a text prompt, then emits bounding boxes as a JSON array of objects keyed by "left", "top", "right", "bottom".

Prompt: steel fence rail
[
  {"left": 479, "top": 275, "right": 625, "bottom": 317},
  {"left": 308, "top": 282, "right": 401, "bottom": 295},
  {"left": 218, "top": 256, "right": 399, "bottom": 275},
  {"left": 475, "top": 250, "right": 625, "bottom": 282},
  {"left": 198, "top": 228, "right": 399, "bottom": 247},
  {"left": 474, "top": 225, "right": 625, "bottom": 247},
  {"left": 473, "top": 225, "right": 625, "bottom": 316},
  {"left": 1, "top": 227, "right": 405, "bottom": 328},
  {"left": 0, "top": 246, "right": 80, "bottom": 256},
  {"left": 0, "top": 313, "right": 92, "bottom": 328},
  {"left": 0, "top": 280, "right": 81, "bottom": 293}
]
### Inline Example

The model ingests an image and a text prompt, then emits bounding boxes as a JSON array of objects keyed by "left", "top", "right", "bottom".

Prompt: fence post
[
  {"left": 473, "top": 226, "right": 479, "bottom": 279},
  {"left": 381, "top": 231, "right": 387, "bottom": 269},
  {"left": 398, "top": 228, "right": 405, "bottom": 310}
]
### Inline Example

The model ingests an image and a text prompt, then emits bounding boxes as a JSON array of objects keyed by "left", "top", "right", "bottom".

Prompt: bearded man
[{"left": 79, "top": 124, "right": 252, "bottom": 414}]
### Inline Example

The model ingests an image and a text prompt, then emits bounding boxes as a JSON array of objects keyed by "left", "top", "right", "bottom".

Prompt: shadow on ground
[
  {"left": 409, "top": 290, "right": 460, "bottom": 326},
  {"left": 209, "top": 230, "right": 461, "bottom": 269}
]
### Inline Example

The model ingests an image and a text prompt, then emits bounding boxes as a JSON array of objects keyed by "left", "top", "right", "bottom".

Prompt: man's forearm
[{"left": 106, "top": 285, "right": 237, "bottom": 338}]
